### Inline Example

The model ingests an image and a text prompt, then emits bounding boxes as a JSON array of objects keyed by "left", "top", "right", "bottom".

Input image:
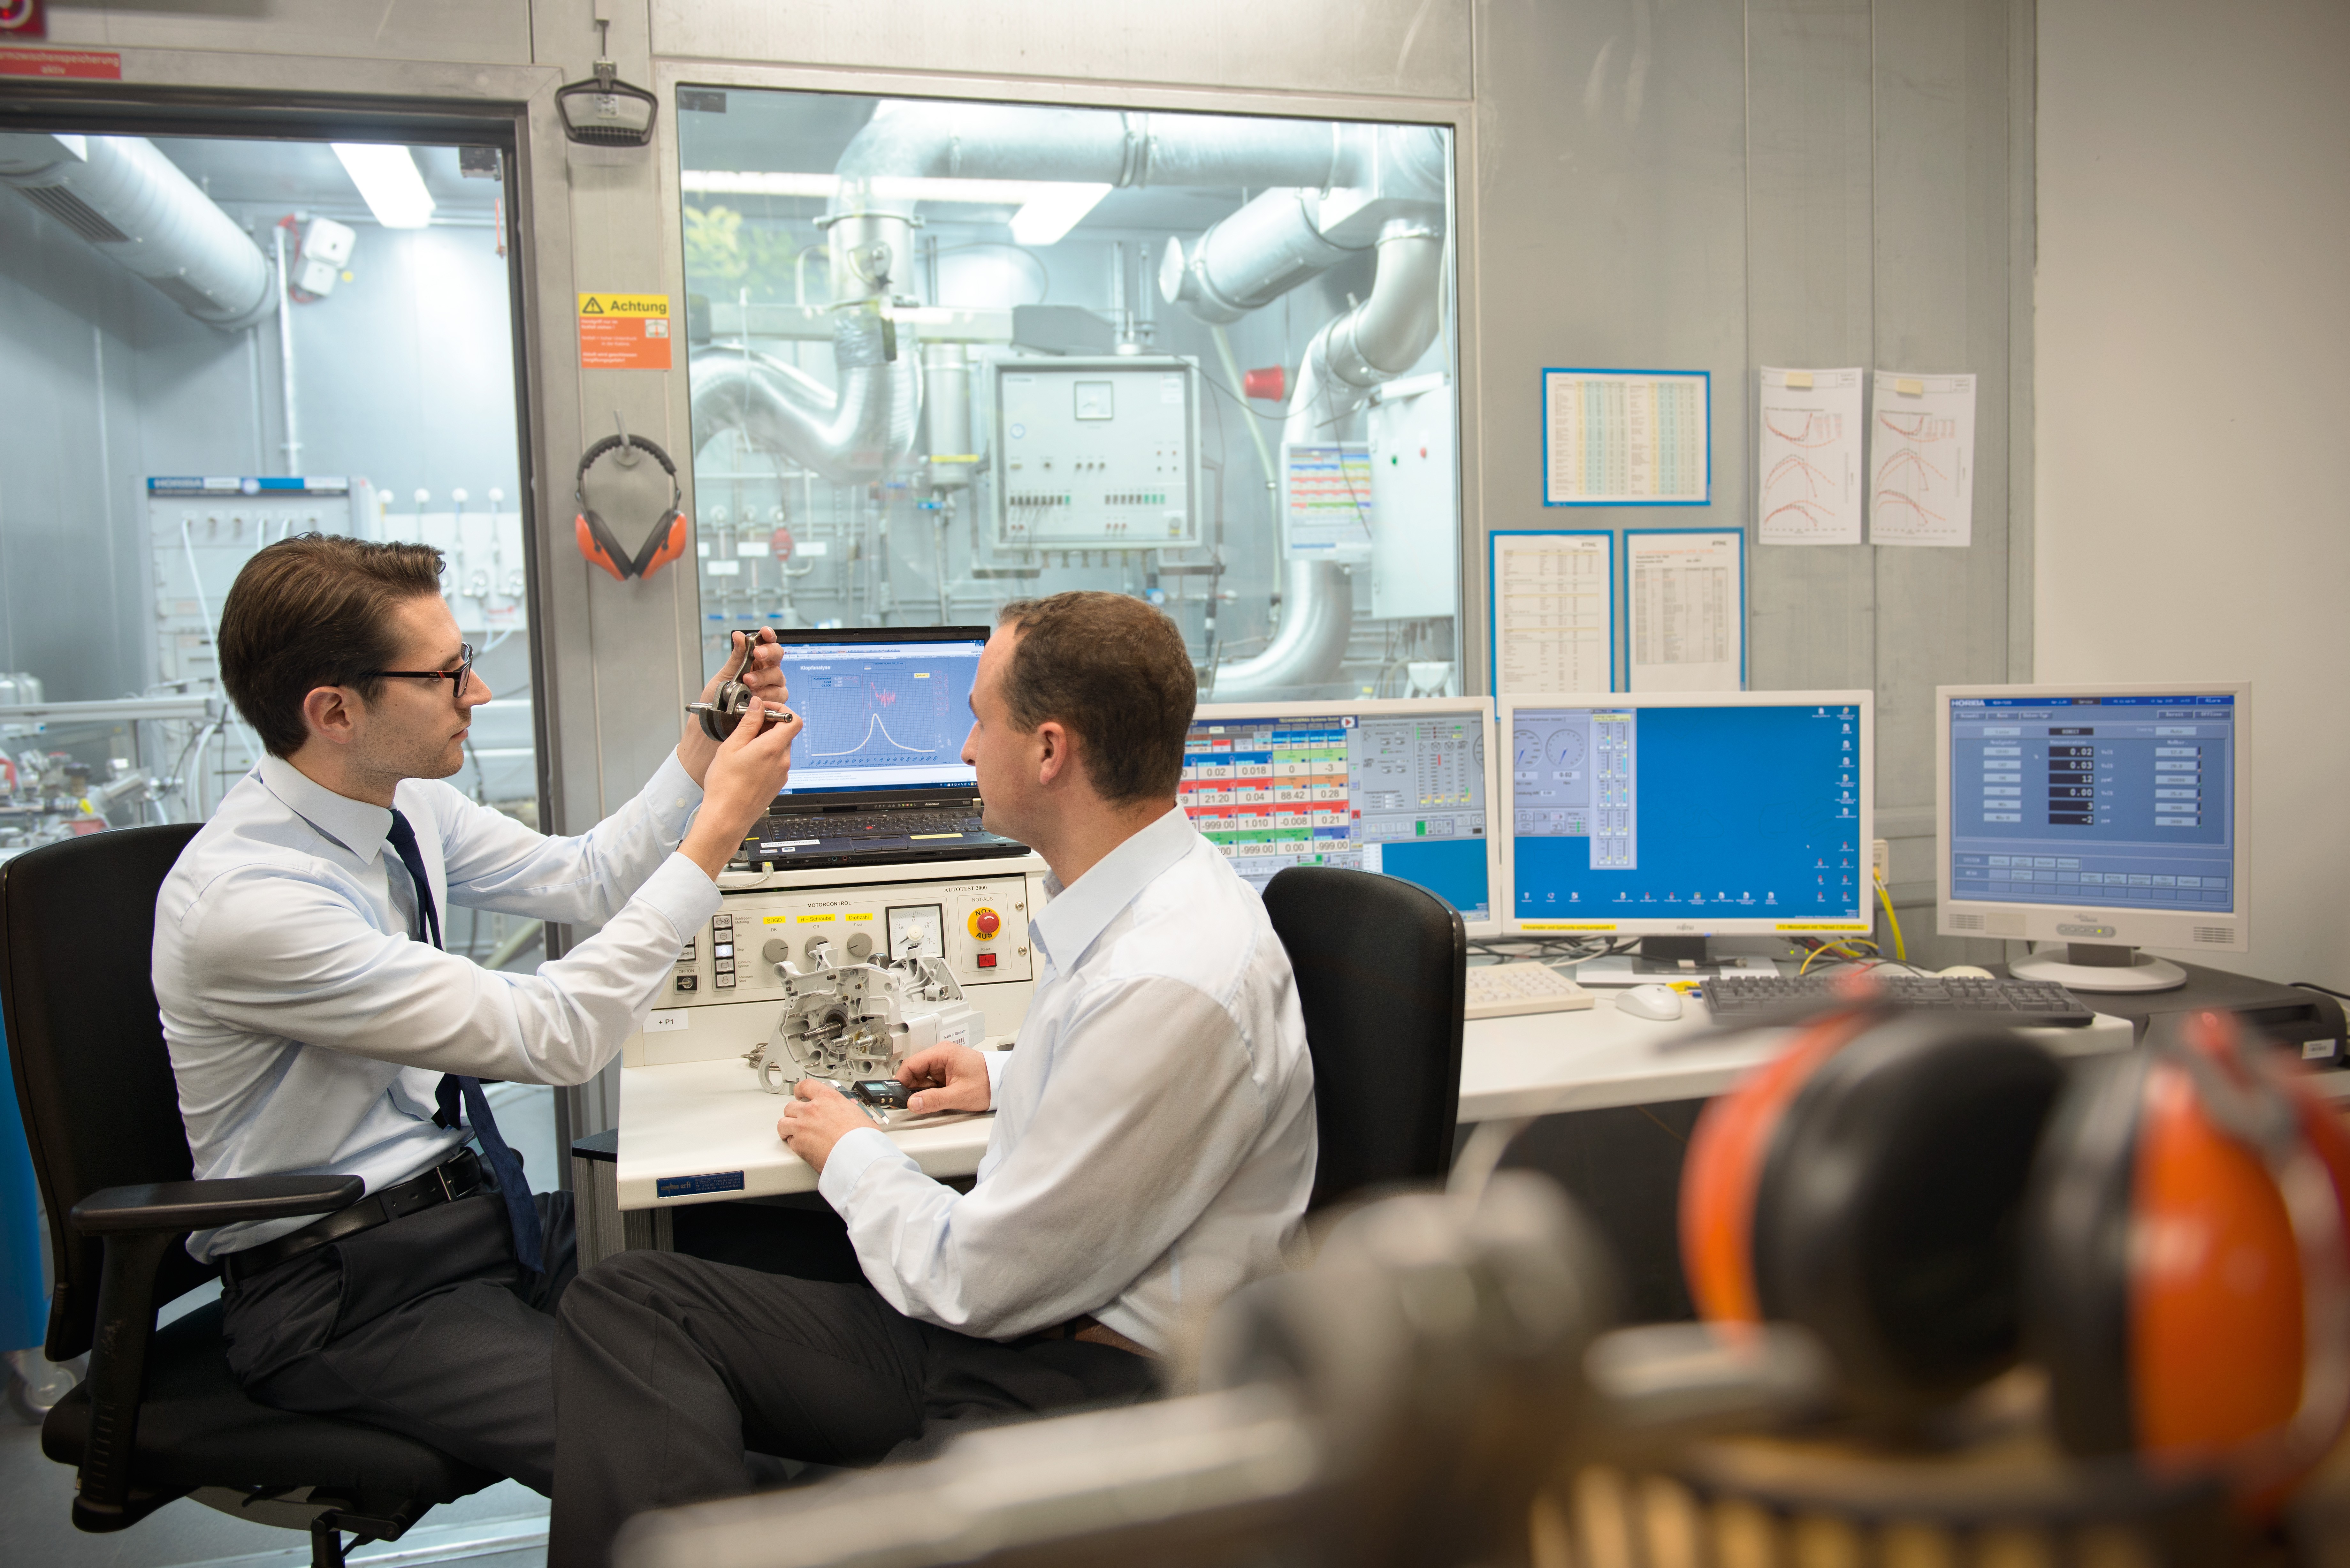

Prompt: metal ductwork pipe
[
  {"left": 1210, "top": 225, "right": 1446, "bottom": 701},
  {"left": 1158, "top": 189, "right": 1367, "bottom": 326},
  {"left": 0, "top": 133, "right": 276, "bottom": 331},
  {"left": 690, "top": 315, "right": 922, "bottom": 485}
]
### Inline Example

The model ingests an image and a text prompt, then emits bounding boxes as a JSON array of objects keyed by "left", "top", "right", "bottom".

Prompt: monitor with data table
[
  {"left": 1502, "top": 691, "right": 1873, "bottom": 946},
  {"left": 1937, "top": 683, "right": 2249, "bottom": 992},
  {"left": 1184, "top": 698, "right": 1500, "bottom": 937}
]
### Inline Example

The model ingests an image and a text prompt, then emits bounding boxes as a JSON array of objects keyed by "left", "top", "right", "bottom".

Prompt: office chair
[
  {"left": 1261, "top": 866, "right": 1467, "bottom": 1210},
  {"left": 0, "top": 825, "right": 495, "bottom": 1568}
]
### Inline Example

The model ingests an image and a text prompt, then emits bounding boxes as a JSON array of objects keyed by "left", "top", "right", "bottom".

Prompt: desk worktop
[{"left": 616, "top": 996, "right": 2143, "bottom": 1211}]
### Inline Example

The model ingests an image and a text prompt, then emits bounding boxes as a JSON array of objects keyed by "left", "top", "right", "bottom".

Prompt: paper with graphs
[
  {"left": 1868, "top": 370, "right": 1977, "bottom": 547},
  {"left": 1756, "top": 367, "right": 1864, "bottom": 545}
]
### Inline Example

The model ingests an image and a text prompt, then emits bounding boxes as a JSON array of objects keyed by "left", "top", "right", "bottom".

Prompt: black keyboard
[
  {"left": 1699, "top": 973, "right": 2096, "bottom": 1028},
  {"left": 766, "top": 809, "right": 981, "bottom": 837}
]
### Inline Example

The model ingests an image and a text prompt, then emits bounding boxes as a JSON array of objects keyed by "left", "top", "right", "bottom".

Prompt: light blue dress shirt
[
  {"left": 155, "top": 751, "right": 721, "bottom": 1261},
  {"left": 818, "top": 805, "right": 1317, "bottom": 1353}
]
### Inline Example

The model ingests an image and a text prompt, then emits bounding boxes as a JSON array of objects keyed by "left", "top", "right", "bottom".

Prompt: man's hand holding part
[
  {"left": 897, "top": 1045, "right": 994, "bottom": 1117},
  {"left": 778, "top": 1078, "right": 881, "bottom": 1174},
  {"left": 679, "top": 629, "right": 789, "bottom": 788},
  {"left": 680, "top": 693, "right": 801, "bottom": 880}
]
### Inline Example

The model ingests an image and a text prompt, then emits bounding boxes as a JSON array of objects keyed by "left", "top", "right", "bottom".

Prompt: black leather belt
[{"left": 219, "top": 1148, "right": 484, "bottom": 1285}]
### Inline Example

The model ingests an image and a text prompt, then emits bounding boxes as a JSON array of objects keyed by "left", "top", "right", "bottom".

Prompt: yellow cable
[
  {"left": 1874, "top": 871, "right": 1908, "bottom": 962},
  {"left": 1800, "top": 940, "right": 1876, "bottom": 975}
]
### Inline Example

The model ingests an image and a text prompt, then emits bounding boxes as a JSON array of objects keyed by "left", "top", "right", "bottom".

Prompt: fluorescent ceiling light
[
  {"left": 332, "top": 143, "right": 436, "bottom": 229},
  {"left": 681, "top": 170, "right": 1116, "bottom": 243},
  {"left": 1007, "top": 183, "right": 1110, "bottom": 246}
]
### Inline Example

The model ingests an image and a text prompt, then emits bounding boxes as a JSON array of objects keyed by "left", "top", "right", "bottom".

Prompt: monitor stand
[
  {"left": 1574, "top": 935, "right": 1779, "bottom": 987},
  {"left": 2009, "top": 942, "right": 2187, "bottom": 994}
]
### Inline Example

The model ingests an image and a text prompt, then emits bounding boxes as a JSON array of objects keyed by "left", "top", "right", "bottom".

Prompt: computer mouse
[
  {"left": 1938, "top": 965, "right": 1995, "bottom": 979},
  {"left": 1616, "top": 983, "right": 1685, "bottom": 1022}
]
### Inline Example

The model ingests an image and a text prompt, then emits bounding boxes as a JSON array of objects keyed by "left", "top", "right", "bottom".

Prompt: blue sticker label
[{"left": 655, "top": 1171, "right": 746, "bottom": 1198}]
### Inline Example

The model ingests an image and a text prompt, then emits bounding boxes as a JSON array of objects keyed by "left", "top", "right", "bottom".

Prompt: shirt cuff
[
  {"left": 816, "top": 1124, "right": 914, "bottom": 1210},
  {"left": 633, "top": 852, "right": 724, "bottom": 942},
  {"left": 648, "top": 749, "right": 706, "bottom": 824},
  {"left": 983, "top": 1048, "right": 1012, "bottom": 1099}
]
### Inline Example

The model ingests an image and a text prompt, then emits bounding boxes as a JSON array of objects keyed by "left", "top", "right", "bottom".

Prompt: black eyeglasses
[{"left": 366, "top": 642, "right": 476, "bottom": 703}]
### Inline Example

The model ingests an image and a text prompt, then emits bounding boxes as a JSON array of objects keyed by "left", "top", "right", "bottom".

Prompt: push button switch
[
  {"left": 976, "top": 952, "right": 998, "bottom": 969},
  {"left": 968, "top": 907, "right": 1001, "bottom": 939}
]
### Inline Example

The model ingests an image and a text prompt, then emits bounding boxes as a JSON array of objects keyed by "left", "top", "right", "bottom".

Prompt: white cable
[{"left": 180, "top": 517, "right": 213, "bottom": 632}]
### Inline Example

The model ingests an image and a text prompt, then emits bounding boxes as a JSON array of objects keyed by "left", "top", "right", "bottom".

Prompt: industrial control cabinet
[{"left": 991, "top": 356, "right": 1202, "bottom": 551}]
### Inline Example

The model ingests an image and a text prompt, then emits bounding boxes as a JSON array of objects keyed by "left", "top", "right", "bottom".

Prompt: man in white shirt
[
  {"left": 546, "top": 592, "right": 1316, "bottom": 1566},
  {"left": 157, "top": 534, "right": 801, "bottom": 1496}
]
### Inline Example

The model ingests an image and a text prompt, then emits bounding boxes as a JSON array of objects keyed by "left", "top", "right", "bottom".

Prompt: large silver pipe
[
  {"left": 1159, "top": 188, "right": 1366, "bottom": 326},
  {"left": 689, "top": 314, "right": 921, "bottom": 484},
  {"left": 0, "top": 133, "right": 275, "bottom": 330},
  {"left": 1210, "top": 226, "right": 1445, "bottom": 700}
]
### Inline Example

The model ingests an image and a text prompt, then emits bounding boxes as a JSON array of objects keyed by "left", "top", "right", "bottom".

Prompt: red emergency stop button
[
  {"left": 968, "top": 907, "right": 1001, "bottom": 938},
  {"left": 976, "top": 951, "right": 998, "bottom": 968}
]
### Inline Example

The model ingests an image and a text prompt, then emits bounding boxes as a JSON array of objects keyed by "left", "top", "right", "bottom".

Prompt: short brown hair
[
  {"left": 996, "top": 592, "right": 1194, "bottom": 804},
  {"left": 218, "top": 534, "right": 446, "bottom": 757}
]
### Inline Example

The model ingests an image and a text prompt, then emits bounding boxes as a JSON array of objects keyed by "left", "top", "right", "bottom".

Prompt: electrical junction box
[
  {"left": 623, "top": 867, "right": 1045, "bottom": 1068},
  {"left": 1365, "top": 376, "right": 1459, "bottom": 621},
  {"left": 292, "top": 216, "right": 356, "bottom": 299},
  {"left": 991, "top": 356, "right": 1201, "bottom": 551},
  {"left": 149, "top": 477, "right": 365, "bottom": 688}
]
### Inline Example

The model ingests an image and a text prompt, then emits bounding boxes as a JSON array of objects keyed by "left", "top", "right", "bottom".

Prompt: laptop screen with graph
[{"left": 768, "top": 628, "right": 988, "bottom": 797}]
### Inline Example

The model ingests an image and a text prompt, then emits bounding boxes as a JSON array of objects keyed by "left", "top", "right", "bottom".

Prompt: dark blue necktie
[{"left": 385, "top": 808, "right": 544, "bottom": 1276}]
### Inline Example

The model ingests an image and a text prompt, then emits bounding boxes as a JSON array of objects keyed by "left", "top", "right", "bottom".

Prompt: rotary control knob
[
  {"left": 967, "top": 907, "right": 1001, "bottom": 939},
  {"left": 762, "top": 937, "right": 789, "bottom": 964}
]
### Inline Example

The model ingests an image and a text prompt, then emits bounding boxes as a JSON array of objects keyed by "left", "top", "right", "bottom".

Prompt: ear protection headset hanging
[
  {"left": 1680, "top": 1001, "right": 2350, "bottom": 1514},
  {"left": 574, "top": 428, "right": 689, "bottom": 582}
]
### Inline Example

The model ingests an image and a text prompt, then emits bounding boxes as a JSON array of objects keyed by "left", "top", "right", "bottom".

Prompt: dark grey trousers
[
  {"left": 547, "top": 1252, "right": 1157, "bottom": 1568},
  {"left": 219, "top": 1187, "right": 577, "bottom": 1495}
]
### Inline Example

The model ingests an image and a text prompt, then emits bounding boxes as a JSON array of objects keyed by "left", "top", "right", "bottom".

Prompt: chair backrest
[
  {"left": 0, "top": 822, "right": 207, "bottom": 1359},
  {"left": 1261, "top": 865, "right": 1466, "bottom": 1211}
]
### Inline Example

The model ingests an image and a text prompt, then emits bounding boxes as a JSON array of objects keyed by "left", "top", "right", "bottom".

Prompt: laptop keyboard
[
  {"left": 732, "top": 806, "right": 1008, "bottom": 869},
  {"left": 763, "top": 808, "right": 984, "bottom": 838}
]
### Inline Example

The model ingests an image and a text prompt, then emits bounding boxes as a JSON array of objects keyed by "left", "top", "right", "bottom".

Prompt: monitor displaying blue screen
[
  {"left": 774, "top": 637, "right": 984, "bottom": 795},
  {"left": 1181, "top": 708, "right": 1492, "bottom": 923},
  {"left": 1946, "top": 693, "right": 2238, "bottom": 913},
  {"left": 1510, "top": 701, "right": 1865, "bottom": 925}
]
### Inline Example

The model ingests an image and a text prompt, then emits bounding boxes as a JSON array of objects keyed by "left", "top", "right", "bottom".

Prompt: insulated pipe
[
  {"left": 689, "top": 316, "right": 922, "bottom": 484},
  {"left": 1159, "top": 189, "right": 1366, "bottom": 326},
  {"left": 0, "top": 133, "right": 275, "bottom": 331},
  {"left": 1210, "top": 225, "right": 1446, "bottom": 700}
]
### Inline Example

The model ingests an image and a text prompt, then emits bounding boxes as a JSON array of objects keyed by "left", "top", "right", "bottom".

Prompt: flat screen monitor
[
  {"left": 1501, "top": 691, "right": 1873, "bottom": 941},
  {"left": 1184, "top": 698, "right": 1500, "bottom": 937},
  {"left": 763, "top": 626, "right": 990, "bottom": 799},
  {"left": 1937, "top": 683, "right": 2249, "bottom": 991}
]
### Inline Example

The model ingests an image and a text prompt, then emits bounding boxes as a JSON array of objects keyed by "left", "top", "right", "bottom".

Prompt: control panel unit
[
  {"left": 991, "top": 356, "right": 1202, "bottom": 550},
  {"left": 630, "top": 869, "right": 1040, "bottom": 1067}
]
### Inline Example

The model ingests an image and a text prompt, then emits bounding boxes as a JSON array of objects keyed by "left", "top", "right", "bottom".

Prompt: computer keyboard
[
  {"left": 1699, "top": 973, "right": 2096, "bottom": 1027},
  {"left": 759, "top": 809, "right": 985, "bottom": 839},
  {"left": 1465, "top": 963, "right": 1596, "bottom": 1021}
]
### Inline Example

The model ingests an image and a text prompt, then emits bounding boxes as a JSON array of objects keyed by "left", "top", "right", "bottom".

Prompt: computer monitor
[
  {"left": 1184, "top": 698, "right": 1500, "bottom": 937},
  {"left": 764, "top": 626, "right": 990, "bottom": 800},
  {"left": 1501, "top": 691, "right": 1873, "bottom": 951},
  {"left": 1937, "top": 683, "right": 2249, "bottom": 993}
]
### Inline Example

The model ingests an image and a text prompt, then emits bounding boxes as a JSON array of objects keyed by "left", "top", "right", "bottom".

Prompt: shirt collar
[
  {"left": 256, "top": 752, "right": 395, "bottom": 865},
  {"left": 1030, "top": 805, "right": 1199, "bottom": 975}
]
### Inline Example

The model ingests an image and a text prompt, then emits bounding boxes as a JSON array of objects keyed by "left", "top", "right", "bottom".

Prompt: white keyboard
[{"left": 1464, "top": 962, "right": 1595, "bottom": 1020}]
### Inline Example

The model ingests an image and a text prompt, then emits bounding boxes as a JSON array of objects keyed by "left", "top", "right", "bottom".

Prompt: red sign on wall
[
  {"left": 0, "top": 49, "right": 119, "bottom": 79},
  {"left": 0, "top": 0, "right": 46, "bottom": 42}
]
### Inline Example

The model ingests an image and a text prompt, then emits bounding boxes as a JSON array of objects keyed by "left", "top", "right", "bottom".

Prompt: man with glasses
[{"left": 153, "top": 534, "right": 802, "bottom": 1495}]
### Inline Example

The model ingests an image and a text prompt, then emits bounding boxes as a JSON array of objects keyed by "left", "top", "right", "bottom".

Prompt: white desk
[{"left": 615, "top": 996, "right": 2141, "bottom": 1212}]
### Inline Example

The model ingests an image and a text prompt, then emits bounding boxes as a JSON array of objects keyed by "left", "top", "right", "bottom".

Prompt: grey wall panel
[
  {"left": 1469, "top": 0, "right": 1751, "bottom": 690},
  {"left": 649, "top": 0, "right": 1474, "bottom": 101},
  {"left": 1744, "top": 0, "right": 1876, "bottom": 692},
  {"left": 49, "top": 0, "right": 533, "bottom": 65}
]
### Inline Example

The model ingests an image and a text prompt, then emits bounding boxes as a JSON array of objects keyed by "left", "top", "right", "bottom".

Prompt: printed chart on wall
[
  {"left": 1541, "top": 369, "right": 1710, "bottom": 506},
  {"left": 1625, "top": 529, "right": 1744, "bottom": 691},
  {"left": 1869, "top": 371, "right": 1975, "bottom": 547},
  {"left": 1489, "top": 531, "right": 1615, "bottom": 697},
  {"left": 1756, "top": 367, "right": 1863, "bottom": 545}
]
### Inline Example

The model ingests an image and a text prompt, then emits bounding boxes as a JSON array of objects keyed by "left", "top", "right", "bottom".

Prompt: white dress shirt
[
  {"left": 818, "top": 805, "right": 1316, "bottom": 1353},
  {"left": 156, "top": 750, "right": 722, "bottom": 1261}
]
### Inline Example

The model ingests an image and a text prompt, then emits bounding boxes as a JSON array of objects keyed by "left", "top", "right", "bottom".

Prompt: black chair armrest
[
  {"left": 71, "top": 1175, "right": 364, "bottom": 1237},
  {"left": 65, "top": 1173, "right": 361, "bottom": 1530}
]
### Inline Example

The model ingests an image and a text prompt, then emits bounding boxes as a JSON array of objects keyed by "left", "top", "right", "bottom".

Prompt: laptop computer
[{"left": 728, "top": 626, "right": 1030, "bottom": 874}]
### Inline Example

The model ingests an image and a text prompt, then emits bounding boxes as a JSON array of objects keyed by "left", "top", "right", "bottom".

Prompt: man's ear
[
  {"left": 301, "top": 684, "right": 361, "bottom": 749},
  {"left": 1033, "top": 718, "right": 1072, "bottom": 788}
]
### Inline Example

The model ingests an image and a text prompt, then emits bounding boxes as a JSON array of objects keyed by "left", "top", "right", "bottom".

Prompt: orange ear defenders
[
  {"left": 1682, "top": 1004, "right": 2350, "bottom": 1512},
  {"left": 574, "top": 433, "right": 689, "bottom": 582}
]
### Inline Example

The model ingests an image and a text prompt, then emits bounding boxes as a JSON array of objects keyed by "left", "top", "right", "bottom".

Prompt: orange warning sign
[{"left": 577, "top": 293, "right": 671, "bottom": 370}]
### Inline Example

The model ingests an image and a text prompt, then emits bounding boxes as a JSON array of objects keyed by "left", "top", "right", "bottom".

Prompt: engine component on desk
[{"left": 740, "top": 951, "right": 978, "bottom": 1094}]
